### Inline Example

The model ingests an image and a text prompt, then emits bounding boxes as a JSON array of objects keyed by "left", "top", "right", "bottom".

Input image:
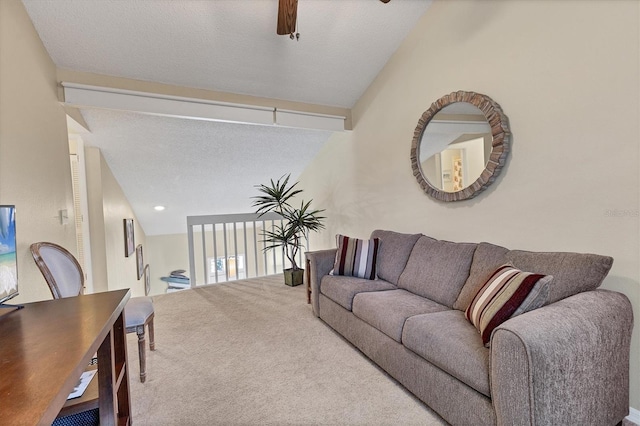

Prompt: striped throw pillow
[
  {"left": 465, "top": 264, "right": 552, "bottom": 347},
  {"left": 330, "top": 234, "right": 379, "bottom": 280}
]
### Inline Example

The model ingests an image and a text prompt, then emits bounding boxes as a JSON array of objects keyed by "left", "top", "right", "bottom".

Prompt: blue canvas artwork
[{"left": 0, "top": 206, "right": 18, "bottom": 302}]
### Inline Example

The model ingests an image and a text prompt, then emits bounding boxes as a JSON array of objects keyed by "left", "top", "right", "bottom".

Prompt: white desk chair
[{"left": 30, "top": 242, "right": 155, "bottom": 383}]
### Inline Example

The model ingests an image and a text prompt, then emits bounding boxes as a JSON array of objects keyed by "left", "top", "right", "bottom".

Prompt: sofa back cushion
[
  {"left": 455, "top": 243, "right": 614, "bottom": 310},
  {"left": 370, "top": 230, "right": 421, "bottom": 285},
  {"left": 506, "top": 250, "right": 613, "bottom": 304},
  {"left": 397, "top": 236, "right": 477, "bottom": 308},
  {"left": 454, "top": 242, "right": 510, "bottom": 311}
]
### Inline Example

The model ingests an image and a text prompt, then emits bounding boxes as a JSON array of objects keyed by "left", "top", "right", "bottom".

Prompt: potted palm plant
[{"left": 252, "top": 174, "right": 325, "bottom": 286}]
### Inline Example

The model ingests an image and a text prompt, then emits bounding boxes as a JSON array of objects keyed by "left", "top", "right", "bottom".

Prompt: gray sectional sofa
[{"left": 306, "top": 230, "right": 634, "bottom": 426}]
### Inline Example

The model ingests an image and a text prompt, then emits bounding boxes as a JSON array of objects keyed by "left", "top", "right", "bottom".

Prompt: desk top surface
[{"left": 0, "top": 289, "right": 130, "bottom": 425}]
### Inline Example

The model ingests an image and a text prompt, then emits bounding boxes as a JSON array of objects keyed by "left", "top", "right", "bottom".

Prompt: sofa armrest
[
  {"left": 305, "top": 249, "right": 337, "bottom": 317},
  {"left": 490, "top": 289, "right": 633, "bottom": 426}
]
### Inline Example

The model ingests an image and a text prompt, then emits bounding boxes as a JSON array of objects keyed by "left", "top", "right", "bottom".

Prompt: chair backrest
[{"left": 30, "top": 242, "right": 84, "bottom": 299}]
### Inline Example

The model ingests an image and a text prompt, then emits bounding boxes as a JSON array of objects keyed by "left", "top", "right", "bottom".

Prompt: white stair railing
[{"left": 186, "top": 213, "right": 306, "bottom": 287}]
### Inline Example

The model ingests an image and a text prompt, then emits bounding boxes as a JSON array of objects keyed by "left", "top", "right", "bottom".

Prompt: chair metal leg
[
  {"left": 148, "top": 318, "right": 155, "bottom": 351},
  {"left": 136, "top": 325, "right": 146, "bottom": 383}
]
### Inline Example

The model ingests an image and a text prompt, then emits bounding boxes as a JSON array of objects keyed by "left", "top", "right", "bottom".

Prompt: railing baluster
[
  {"left": 186, "top": 212, "right": 300, "bottom": 287},
  {"left": 262, "top": 220, "right": 268, "bottom": 276},
  {"left": 213, "top": 223, "right": 219, "bottom": 283},
  {"left": 223, "top": 223, "right": 229, "bottom": 282},
  {"left": 243, "top": 222, "right": 248, "bottom": 278},
  {"left": 233, "top": 222, "right": 238, "bottom": 280},
  {"left": 253, "top": 221, "right": 258, "bottom": 278},
  {"left": 187, "top": 224, "right": 196, "bottom": 289},
  {"left": 271, "top": 220, "right": 277, "bottom": 275},
  {"left": 201, "top": 224, "right": 207, "bottom": 287}
]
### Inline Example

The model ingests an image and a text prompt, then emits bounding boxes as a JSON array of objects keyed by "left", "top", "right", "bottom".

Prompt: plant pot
[{"left": 284, "top": 268, "right": 304, "bottom": 287}]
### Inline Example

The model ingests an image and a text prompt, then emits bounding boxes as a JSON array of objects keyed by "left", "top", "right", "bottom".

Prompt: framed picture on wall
[
  {"left": 144, "top": 264, "right": 150, "bottom": 295},
  {"left": 136, "top": 244, "right": 144, "bottom": 280},
  {"left": 124, "top": 219, "right": 135, "bottom": 257}
]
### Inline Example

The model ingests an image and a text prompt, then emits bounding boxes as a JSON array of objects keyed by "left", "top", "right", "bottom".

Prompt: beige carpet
[{"left": 125, "top": 275, "right": 446, "bottom": 425}]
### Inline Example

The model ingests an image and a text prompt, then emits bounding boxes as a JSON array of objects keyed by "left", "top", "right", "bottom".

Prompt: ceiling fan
[{"left": 277, "top": 0, "right": 390, "bottom": 39}]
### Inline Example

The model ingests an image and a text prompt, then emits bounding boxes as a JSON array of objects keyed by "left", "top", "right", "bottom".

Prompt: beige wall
[
  {"left": 85, "top": 147, "right": 109, "bottom": 293},
  {"left": 85, "top": 147, "right": 147, "bottom": 298},
  {"left": 0, "top": 0, "right": 77, "bottom": 303},
  {"left": 146, "top": 233, "right": 189, "bottom": 295},
  {"left": 299, "top": 0, "right": 640, "bottom": 410}
]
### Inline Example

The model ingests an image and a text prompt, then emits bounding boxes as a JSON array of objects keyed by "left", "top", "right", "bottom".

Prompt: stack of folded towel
[
  {"left": 161, "top": 269, "right": 190, "bottom": 292},
  {"left": 168, "top": 269, "right": 189, "bottom": 283}
]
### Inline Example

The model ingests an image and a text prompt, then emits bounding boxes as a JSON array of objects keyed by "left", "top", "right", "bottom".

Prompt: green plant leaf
[
  {"left": 251, "top": 174, "right": 303, "bottom": 217},
  {"left": 252, "top": 174, "right": 325, "bottom": 271}
]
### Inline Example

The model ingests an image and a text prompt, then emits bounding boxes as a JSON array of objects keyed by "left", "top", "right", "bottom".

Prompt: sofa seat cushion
[
  {"left": 352, "top": 289, "right": 448, "bottom": 342},
  {"left": 402, "top": 310, "right": 490, "bottom": 397},
  {"left": 370, "top": 230, "right": 422, "bottom": 285},
  {"left": 320, "top": 275, "right": 396, "bottom": 311},
  {"left": 398, "top": 236, "right": 477, "bottom": 308}
]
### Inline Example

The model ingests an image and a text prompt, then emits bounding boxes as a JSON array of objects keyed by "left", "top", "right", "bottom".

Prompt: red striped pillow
[
  {"left": 330, "top": 234, "right": 379, "bottom": 280},
  {"left": 465, "top": 264, "right": 552, "bottom": 347}
]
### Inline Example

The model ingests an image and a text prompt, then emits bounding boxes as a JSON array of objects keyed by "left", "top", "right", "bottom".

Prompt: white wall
[
  {"left": 298, "top": 0, "right": 640, "bottom": 410},
  {"left": 0, "top": 0, "right": 77, "bottom": 303}
]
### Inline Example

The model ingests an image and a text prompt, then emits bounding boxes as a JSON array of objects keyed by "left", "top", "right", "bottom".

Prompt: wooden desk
[{"left": 0, "top": 289, "right": 131, "bottom": 425}]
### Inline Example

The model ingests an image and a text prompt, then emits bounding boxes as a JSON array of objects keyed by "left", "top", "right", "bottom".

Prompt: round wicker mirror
[{"left": 410, "top": 91, "right": 511, "bottom": 202}]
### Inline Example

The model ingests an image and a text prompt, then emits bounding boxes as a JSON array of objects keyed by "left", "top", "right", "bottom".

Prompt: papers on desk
[{"left": 67, "top": 370, "right": 97, "bottom": 400}]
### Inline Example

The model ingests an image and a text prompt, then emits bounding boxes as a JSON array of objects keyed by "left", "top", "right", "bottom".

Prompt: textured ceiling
[
  {"left": 21, "top": 0, "right": 433, "bottom": 235},
  {"left": 80, "top": 109, "right": 331, "bottom": 235}
]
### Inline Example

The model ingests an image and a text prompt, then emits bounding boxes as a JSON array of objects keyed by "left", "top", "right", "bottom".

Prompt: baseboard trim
[{"left": 627, "top": 407, "right": 640, "bottom": 424}]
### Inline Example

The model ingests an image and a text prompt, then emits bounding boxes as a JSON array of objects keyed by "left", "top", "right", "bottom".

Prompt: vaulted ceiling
[{"left": 22, "top": 0, "right": 433, "bottom": 235}]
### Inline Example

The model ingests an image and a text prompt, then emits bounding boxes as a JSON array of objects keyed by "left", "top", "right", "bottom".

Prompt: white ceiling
[
  {"left": 80, "top": 109, "right": 331, "bottom": 235},
  {"left": 21, "top": 0, "right": 433, "bottom": 235}
]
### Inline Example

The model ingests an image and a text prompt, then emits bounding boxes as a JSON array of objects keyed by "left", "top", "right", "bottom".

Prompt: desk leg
[
  {"left": 97, "top": 311, "right": 131, "bottom": 425},
  {"left": 98, "top": 330, "right": 117, "bottom": 424}
]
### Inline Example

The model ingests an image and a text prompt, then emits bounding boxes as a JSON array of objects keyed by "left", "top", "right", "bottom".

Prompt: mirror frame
[{"left": 410, "top": 91, "right": 511, "bottom": 202}]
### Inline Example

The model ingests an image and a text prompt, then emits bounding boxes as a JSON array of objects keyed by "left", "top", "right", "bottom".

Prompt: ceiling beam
[
  {"left": 57, "top": 69, "right": 353, "bottom": 130},
  {"left": 61, "top": 83, "right": 346, "bottom": 132}
]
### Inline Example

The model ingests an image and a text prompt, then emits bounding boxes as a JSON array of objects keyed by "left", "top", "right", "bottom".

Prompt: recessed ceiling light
[{"left": 154, "top": 205, "right": 165, "bottom": 211}]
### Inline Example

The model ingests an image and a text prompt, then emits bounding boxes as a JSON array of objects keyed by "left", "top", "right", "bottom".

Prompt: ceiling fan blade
[{"left": 277, "top": 0, "right": 298, "bottom": 35}]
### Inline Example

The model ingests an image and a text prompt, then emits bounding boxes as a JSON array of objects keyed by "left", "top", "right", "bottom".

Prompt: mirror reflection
[
  {"left": 410, "top": 91, "right": 510, "bottom": 202},
  {"left": 419, "top": 103, "right": 492, "bottom": 193}
]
